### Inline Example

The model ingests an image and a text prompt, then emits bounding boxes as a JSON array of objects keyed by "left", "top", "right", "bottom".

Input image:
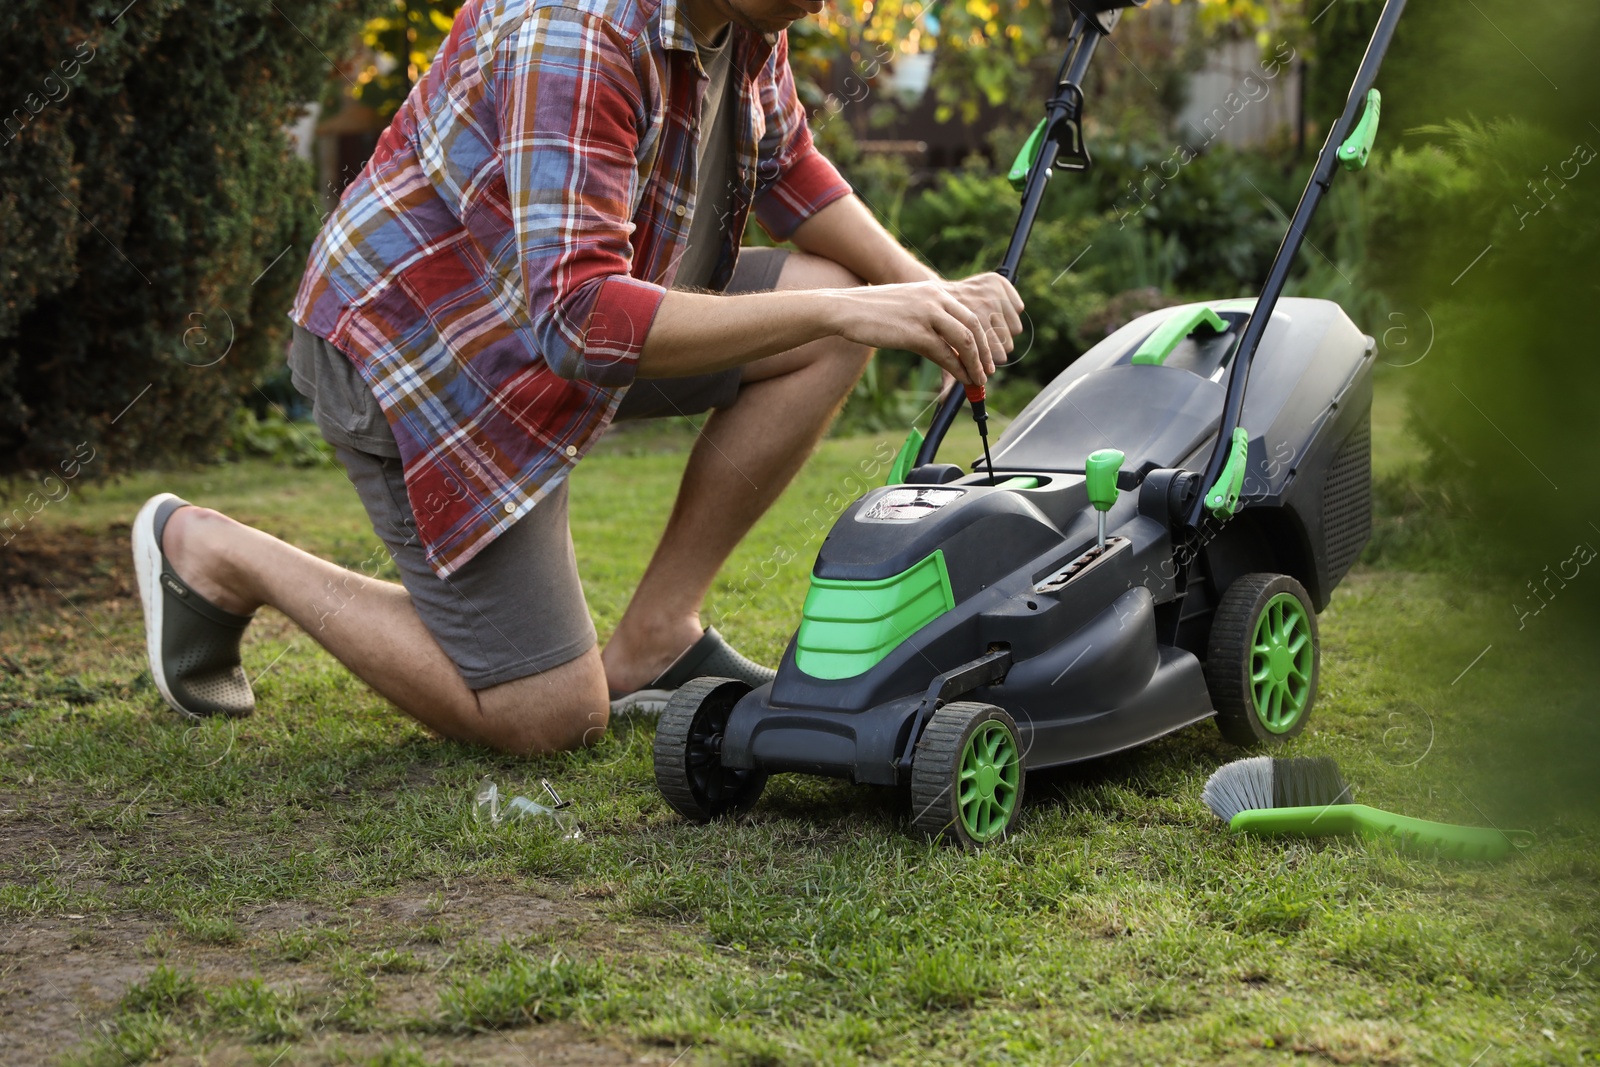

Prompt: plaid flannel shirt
[{"left": 290, "top": 0, "right": 851, "bottom": 577}]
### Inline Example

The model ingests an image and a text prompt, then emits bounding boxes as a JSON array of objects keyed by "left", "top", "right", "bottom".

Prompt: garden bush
[{"left": 0, "top": 0, "right": 377, "bottom": 478}]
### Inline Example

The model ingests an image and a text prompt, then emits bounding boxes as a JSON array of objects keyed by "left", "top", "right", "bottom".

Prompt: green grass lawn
[{"left": 1, "top": 377, "right": 1595, "bottom": 1066}]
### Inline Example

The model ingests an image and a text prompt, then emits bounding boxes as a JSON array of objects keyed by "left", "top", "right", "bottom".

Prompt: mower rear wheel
[
  {"left": 1206, "top": 572, "right": 1319, "bottom": 747},
  {"left": 653, "top": 677, "right": 768, "bottom": 822},
  {"left": 909, "top": 701, "right": 1025, "bottom": 847}
]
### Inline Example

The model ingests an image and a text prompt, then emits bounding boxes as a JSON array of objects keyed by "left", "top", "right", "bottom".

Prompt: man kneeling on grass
[{"left": 131, "top": 0, "right": 1022, "bottom": 754}]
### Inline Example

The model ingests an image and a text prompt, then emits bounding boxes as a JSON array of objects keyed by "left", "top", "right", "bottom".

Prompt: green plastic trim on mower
[
  {"left": 887, "top": 427, "right": 924, "bottom": 485},
  {"left": 1131, "top": 305, "right": 1227, "bottom": 366},
  {"left": 1204, "top": 426, "right": 1250, "bottom": 518},
  {"left": 959, "top": 720, "right": 1022, "bottom": 842},
  {"left": 1008, "top": 117, "right": 1049, "bottom": 192},
  {"left": 1337, "top": 88, "right": 1382, "bottom": 171},
  {"left": 1251, "top": 592, "right": 1314, "bottom": 733},
  {"left": 794, "top": 550, "right": 955, "bottom": 680}
]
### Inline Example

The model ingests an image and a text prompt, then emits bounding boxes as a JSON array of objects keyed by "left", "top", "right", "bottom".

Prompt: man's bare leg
[
  {"left": 158, "top": 507, "right": 609, "bottom": 754},
  {"left": 603, "top": 252, "right": 872, "bottom": 693}
]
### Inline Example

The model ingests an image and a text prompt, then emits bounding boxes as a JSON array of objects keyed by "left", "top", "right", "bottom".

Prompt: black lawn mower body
[
  {"left": 720, "top": 296, "right": 1374, "bottom": 784},
  {"left": 653, "top": 0, "right": 1407, "bottom": 844}
]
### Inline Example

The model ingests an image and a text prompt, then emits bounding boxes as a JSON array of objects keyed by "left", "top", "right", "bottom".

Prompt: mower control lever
[
  {"left": 1337, "top": 89, "right": 1382, "bottom": 172},
  {"left": 1085, "top": 448, "right": 1124, "bottom": 548}
]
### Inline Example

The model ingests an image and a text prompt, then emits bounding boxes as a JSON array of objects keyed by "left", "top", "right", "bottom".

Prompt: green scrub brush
[{"left": 1201, "top": 756, "right": 1522, "bottom": 861}]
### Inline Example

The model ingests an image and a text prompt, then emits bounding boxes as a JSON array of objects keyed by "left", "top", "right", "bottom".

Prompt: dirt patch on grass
[
  {"left": 0, "top": 524, "right": 133, "bottom": 601},
  {"left": 154, "top": 1028, "right": 661, "bottom": 1066},
  {"left": 0, "top": 881, "right": 671, "bottom": 1067},
  {"left": 1, "top": 790, "right": 667, "bottom": 1063}
]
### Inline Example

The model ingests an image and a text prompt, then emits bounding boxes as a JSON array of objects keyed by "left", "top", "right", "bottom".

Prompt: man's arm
[
  {"left": 639, "top": 273, "right": 1022, "bottom": 383},
  {"left": 787, "top": 194, "right": 939, "bottom": 285},
  {"left": 638, "top": 33, "right": 1020, "bottom": 385}
]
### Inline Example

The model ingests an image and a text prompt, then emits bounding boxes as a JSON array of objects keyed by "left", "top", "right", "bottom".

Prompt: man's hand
[{"left": 825, "top": 272, "right": 1024, "bottom": 386}]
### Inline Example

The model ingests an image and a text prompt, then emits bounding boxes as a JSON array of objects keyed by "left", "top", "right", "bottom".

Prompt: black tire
[
  {"left": 1206, "top": 572, "right": 1319, "bottom": 747},
  {"left": 909, "top": 701, "right": 1025, "bottom": 848},
  {"left": 653, "top": 677, "right": 768, "bottom": 822}
]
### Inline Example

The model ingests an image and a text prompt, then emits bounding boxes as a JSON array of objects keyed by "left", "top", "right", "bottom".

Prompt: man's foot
[
  {"left": 607, "top": 626, "right": 776, "bottom": 715},
  {"left": 131, "top": 494, "right": 257, "bottom": 720}
]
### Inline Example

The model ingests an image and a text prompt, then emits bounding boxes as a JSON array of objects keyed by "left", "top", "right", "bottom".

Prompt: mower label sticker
[{"left": 857, "top": 488, "right": 964, "bottom": 523}]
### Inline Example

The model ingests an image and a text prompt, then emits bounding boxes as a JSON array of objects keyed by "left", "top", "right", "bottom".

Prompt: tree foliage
[
  {"left": 352, "top": 0, "right": 460, "bottom": 118},
  {"left": 0, "top": 0, "right": 377, "bottom": 477},
  {"left": 1360, "top": 0, "right": 1600, "bottom": 571}
]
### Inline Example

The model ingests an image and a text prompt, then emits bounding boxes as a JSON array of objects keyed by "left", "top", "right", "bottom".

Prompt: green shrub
[
  {"left": 222, "top": 408, "right": 332, "bottom": 467},
  {"left": 0, "top": 0, "right": 378, "bottom": 477}
]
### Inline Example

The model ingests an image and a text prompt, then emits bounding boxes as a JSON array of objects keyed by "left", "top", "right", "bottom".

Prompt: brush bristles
[
  {"left": 1271, "top": 756, "right": 1350, "bottom": 809},
  {"left": 1201, "top": 755, "right": 1350, "bottom": 822},
  {"left": 1201, "top": 755, "right": 1274, "bottom": 822}
]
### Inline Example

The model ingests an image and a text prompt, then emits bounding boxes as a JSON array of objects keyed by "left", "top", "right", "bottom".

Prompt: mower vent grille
[{"left": 1322, "top": 418, "right": 1372, "bottom": 579}]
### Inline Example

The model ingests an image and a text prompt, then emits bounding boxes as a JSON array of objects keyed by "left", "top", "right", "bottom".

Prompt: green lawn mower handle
[
  {"left": 1183, "top": 0, "right": 1406, "bottom": 532},
  {"left": 913, "top": 7, "right": 1116, "bottom": 470}
]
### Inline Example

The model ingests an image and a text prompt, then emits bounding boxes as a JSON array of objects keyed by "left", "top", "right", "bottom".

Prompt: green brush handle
[{"left": 1230, "top": 804, "right": 1514, "bottom": 861}]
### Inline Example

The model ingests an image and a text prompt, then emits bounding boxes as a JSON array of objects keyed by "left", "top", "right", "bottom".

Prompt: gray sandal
[
  {"left": 609, "top": 626, "right": 775, "bottom": 715},
  {"left": 132, "top": 494, "right": 256, "bottom": 719}
]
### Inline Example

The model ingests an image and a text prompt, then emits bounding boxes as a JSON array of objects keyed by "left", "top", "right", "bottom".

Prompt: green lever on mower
[
  {"left": 886, "top": 427, "right": 923, "bottom": 485},
  {"left": 1008, "top": 117, "right": 1049, "bottom": 192},
  {"left": 1337, "top": 88, "right": 1382, "bottom": 171},
  {"left": 1085, "top": 448, "right": 1123, "bottom": 548},
  {"left": 1204, "top": 427, "right": 1249, "bottom": 519},
  {"left": 1132, "top": 306, "right": 1227, "bottom": 366}
]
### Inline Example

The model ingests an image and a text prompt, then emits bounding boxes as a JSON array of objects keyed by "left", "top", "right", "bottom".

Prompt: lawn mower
[{"left": 654, "top": 0, "right": 1405, "bottom": 845}]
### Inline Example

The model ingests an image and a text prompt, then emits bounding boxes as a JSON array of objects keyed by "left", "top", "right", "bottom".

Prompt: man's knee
[
  {"left": 473, "top": 650, "right": 610, "bottom": 755},
  {"left": 478, "top": 695, "right": 609, "bottom": 756}
]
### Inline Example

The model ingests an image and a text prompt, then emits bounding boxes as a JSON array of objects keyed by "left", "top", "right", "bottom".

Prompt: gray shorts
[{"left": 303, "top": 247, "right": 789, "bottom": 689}]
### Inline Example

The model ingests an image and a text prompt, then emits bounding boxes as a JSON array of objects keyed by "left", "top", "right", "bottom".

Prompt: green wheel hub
[
  {"left": 1250, "top": 592, "right": 1313, "bottom": 733},
  {"left": 957, "top": 721, "right": 1021, "bottom": 842}
]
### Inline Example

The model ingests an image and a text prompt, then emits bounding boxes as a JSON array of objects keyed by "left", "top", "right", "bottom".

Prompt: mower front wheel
[
  {"left": 1206, "top": 572, "right": 1319, "bottom": 747},
  {"left": 909, "top": 701, "right": 1026, "bottom": 847},
  {"left": 653, "top": 677, "right": 768, "bottom": 822}
]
